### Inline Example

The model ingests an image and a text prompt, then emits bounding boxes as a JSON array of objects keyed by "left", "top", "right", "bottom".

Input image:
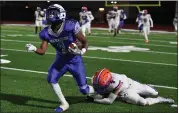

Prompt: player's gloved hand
[
  {"left": 25, "top": 44, "right": 37, "bottom": 52},
  {"left": 150, "top": 26, "right": 153, "bottom": 28},
  {"left": 68, "top": 43, "right": 86, "bottom": 55}
]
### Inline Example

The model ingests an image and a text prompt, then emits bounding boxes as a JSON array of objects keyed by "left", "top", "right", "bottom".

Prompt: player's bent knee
[
  {"left": 79, "top": 85, "right": 89, "bottom": 95},
  {"left": 47, "top": 75, "right": 58, "bottom": 84}
]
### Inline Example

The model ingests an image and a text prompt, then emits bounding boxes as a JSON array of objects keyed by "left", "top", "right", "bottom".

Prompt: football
[{"left": 69, "top": 39, "right": 83, "bottom": 50}]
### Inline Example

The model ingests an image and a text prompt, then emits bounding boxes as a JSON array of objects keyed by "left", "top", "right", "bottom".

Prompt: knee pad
[{"left": 79, "top": 85, "right": 89, "bottom": 95}]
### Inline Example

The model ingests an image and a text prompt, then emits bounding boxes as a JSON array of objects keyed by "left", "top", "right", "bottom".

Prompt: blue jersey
[
  {"left": 137, "top": 13, "right": 142, "bottom": 23},
  {"left": 39, "top": 19, "right": 81, "bottom": 59},
  {"left": 120, "top": 12, "right": 127, "bottom": 21}
]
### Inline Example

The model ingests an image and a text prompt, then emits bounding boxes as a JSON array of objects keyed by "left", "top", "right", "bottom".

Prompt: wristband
[{"left": 81, "top": 48, "right": 86, "bottom": 55}]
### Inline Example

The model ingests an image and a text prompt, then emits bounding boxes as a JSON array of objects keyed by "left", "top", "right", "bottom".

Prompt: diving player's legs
[
  {"left": 127, "top": 78, "right": 158, "bottom": 97},
  {"left": 47, "top": 59, "right": 69, "bottom": 112},
  {"left": 120, "top": 89, "right": 174, "bottom": 106},
  {"left": 67, "top": 56, "right": 94, "bottom": 95}
]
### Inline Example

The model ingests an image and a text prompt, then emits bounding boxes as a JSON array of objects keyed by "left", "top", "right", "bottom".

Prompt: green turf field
[{"left": 0, "top": 25, "right": 178, "bottom": 113}]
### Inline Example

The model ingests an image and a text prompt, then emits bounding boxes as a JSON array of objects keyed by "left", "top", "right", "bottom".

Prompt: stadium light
[
  {"left": 114, "top": 1, "right": 117, "bottom": 4},
  {"left": 99, "top": 8, "right": 104, "bottom": 12},
  {"left": 25, "top": 6, "right": 29, "bottom": 8},
  {"left": 111, "top": 1, "right": 114, "bottom": 4},
  {"left": 47, "top": 1, "right": 50, "bottom": 3}
]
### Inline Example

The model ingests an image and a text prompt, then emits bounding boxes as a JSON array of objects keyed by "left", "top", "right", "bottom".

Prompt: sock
[
  {"left": 51, "top": 83, "right": 68, "bottom": 105},
  {"left": 88, "top": 85, "right": 95, "bottom": 94}
]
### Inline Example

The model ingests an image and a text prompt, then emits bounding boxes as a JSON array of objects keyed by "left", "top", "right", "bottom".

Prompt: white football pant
[
  {"left": 35, "top": 20, "right": 43, "bottom": 27},
  {"left": 81, "top": 22, "right": 90, "bottom": 36},
  {"left": 143, "top": 26, "right": 150, "bottom": 41},
  {"left": 174, "top": 23, "right": 178, "bottom": 31},
  {"left": 86, "top": 21, "right": 92, "bottom": 34},
  {"left": 108, "top": 19, "right": 114, "bottom": 32},
  {"left": 119, "top": 78, "right": 159, "bottom": 106}
]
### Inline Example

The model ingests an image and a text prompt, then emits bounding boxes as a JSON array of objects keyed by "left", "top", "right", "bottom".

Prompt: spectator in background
[
  {"left": 34, "top": 7, "right": 43, "bottom": 34},
  {"left": 173, "top": 16, "right": 178, "bottom": 35}
]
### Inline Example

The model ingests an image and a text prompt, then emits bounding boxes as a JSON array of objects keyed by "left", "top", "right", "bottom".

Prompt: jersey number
[{"left": 57, "top": 41, "right": 67, "bottom": 54}]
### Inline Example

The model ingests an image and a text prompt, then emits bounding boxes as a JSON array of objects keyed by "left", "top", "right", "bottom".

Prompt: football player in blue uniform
[
  {"left": 26, "top": 4, "right": 94, "bottom": 112},
  {"left": 118, "top": 10, "right": 127, "bottom": 34},
  {"left": 136, "top": 11, "right": 143, "bottom": 33}
]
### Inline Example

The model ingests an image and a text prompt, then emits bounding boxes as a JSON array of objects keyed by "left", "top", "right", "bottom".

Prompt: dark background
[{"left": 0, "top": 1, "right": 178, "bottom": 25}]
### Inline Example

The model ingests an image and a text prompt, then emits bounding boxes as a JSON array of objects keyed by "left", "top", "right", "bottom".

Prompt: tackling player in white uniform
[
  {"left": 87, "top": 11, "right": 94, "bottom": 35},
  {"left": 110, "top": 5, "right": 122, "bottom": 37},
  {"left": 34, "top": 7, "right": 43, "bottom": 34},
  {"left": 173, "top": 16, "right": 178, "bottom": 35},
  {"left": 106, "top": 11, "right": 115, "bottom": 33},
  {"left": 87, "top": 68, "right": 174, "bottom": 106},
  {"left": 141, "top": 10, "right": 153, "bottom": 43},
  {"left": 79, "top": 6, "right": 91, "bottom": 36}
]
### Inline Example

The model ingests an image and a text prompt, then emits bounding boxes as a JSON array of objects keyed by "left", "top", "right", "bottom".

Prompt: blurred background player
[
  {"left": 87, "top": 10, "right": 94, "bottom": 35},
  {"left": 173, "top": 16, "right": 178, "bottom": 35},
  {"left": 118, "top": 9, "right": 127, "bottom": 34},
  {"left": 79, "top": 6, "right": 91, "bottom": 36},
  {"left": 26, "top": 4, "right": 94, "bottom": 112},
  {"left": 136, "top": 11, "right": 144, "bottom": 33},
  {"left": 42, "top": 8, "right": 47, "bottom": 28},
  {"left": 106, "top": 11, "right": 114, "bottom": 33},
  {"left": 87, "top": 68, "right": 175, "bottom": 106},
  {"left": 110, "top": 5, "right": 122, "bottom": 37},
  {"left": 141, "top": 10, "right": 153, "bottom": 43},
  {"left": 34, "top": 7, "right": 43, "bottom": 34}
]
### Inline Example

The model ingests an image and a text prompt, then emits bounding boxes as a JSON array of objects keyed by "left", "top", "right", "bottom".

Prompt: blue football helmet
[{"left": 46, "top": 4, "right": 66, "bottom": 23}]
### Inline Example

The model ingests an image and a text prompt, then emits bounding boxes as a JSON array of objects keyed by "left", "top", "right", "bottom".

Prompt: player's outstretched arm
[
  {"left": 94, "top": 93, "right": 117, "bottom": 104},
  {"left": 26, "top": 40, "right": 48, "bottom": 55}
]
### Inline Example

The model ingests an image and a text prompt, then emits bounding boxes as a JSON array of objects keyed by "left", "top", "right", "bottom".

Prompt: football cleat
[
  {"left": 145, "top": 40, "right": 149, "bottom": 43},
  {"left": 54, "top": 107, "right": 63, "bottom": 112}
]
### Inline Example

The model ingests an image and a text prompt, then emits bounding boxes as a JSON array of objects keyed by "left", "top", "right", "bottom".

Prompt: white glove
[
  {"left": 68, "top": 43, "right": 86, "bottom": 55},
  {"left": 26, "top": 44, "right": 37, "bottom": 52}
]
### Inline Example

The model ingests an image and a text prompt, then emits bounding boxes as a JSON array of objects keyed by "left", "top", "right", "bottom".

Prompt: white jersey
[
  {"left": 141, "top": 14, "right": 153, "bottom": 27},
  {"left": 79, "top": 11, "right": 91, "bottom": 25},
  {"left": 110, "top": 10, "right": 122, "bottom": 22},
  {"left": 35, "top": 11, "right": 43, "bottom": 21},
  {"left": 87, "top": 11, "right": 94, "bottom": 23},
  {"left": 106, "top": 73, "right": 131, "bottom": 93}
]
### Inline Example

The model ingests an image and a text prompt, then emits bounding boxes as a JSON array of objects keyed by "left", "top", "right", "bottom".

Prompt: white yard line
[
  {"left": 89, "top": 35, "right": 175, "bottom": 43},
  {"left": 1, "top": 37, "right": 177, "bottom": 48},
  {"left": 1, "top": 48, "right": 178, "bottom": 67},
  {"left": 1, "top": 66, "right": 177, "bottom": 90},
  {"left": 89, "top": 40, "right": 177, "bottom": 48},
  {"left": 1, "top": 39, "right": 177, "bottom": 55}
]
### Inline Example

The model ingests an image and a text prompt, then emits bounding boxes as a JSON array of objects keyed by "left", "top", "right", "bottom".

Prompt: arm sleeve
[
  {"left": 94, "top": 93, "right": 117, "bottom": 104},
  {"left": 39, "top": 31, "right": 48, "bottom": 42},
  {"left": 73, "top": 21, "right": 81, "bottom": 35},
  {"left": 149, "top": 15, "right": 153, "bottom": 27}
]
